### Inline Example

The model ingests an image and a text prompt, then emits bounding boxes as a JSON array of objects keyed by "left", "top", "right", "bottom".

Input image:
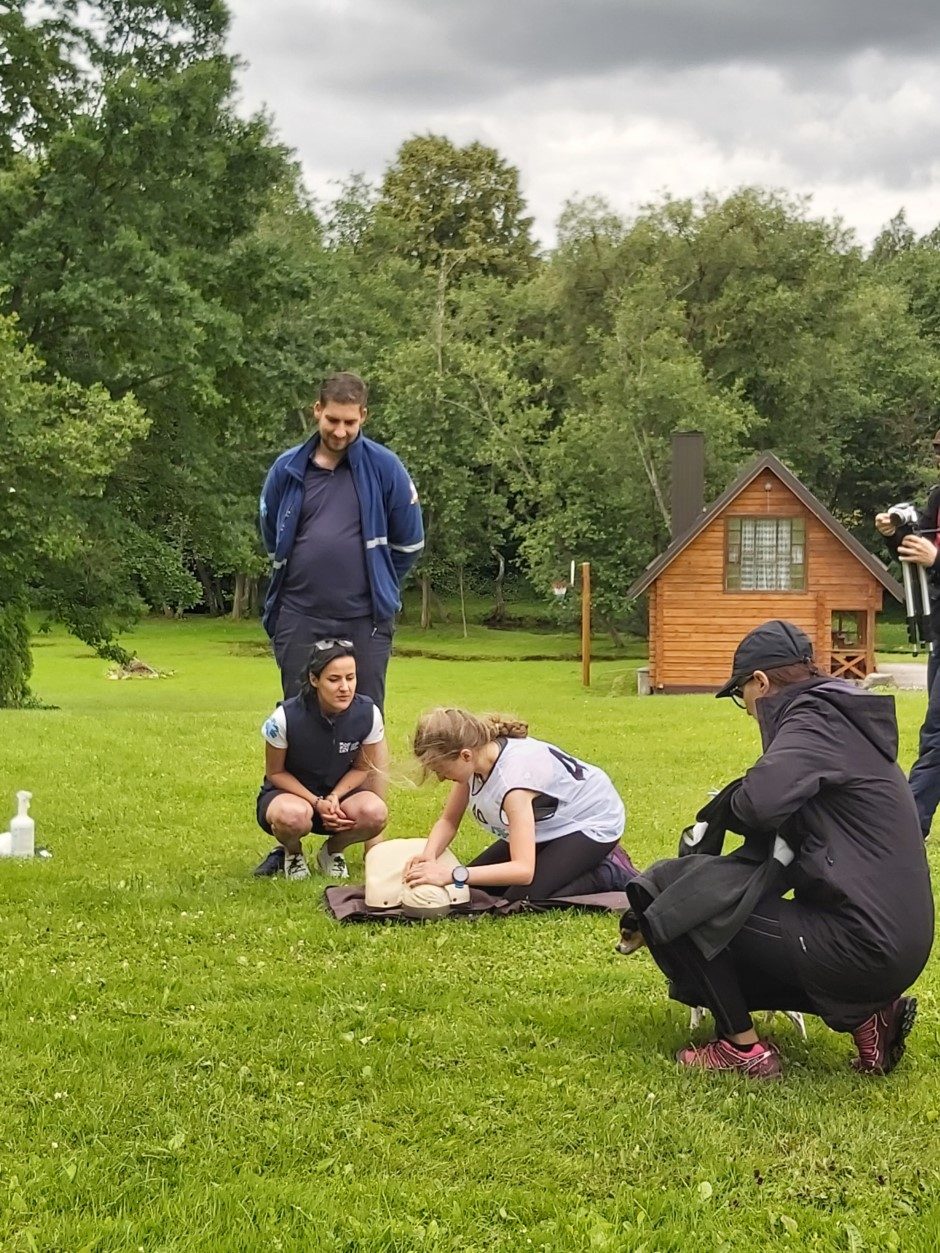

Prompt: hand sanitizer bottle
[{"left": 10, "top": 791, "right": 34, "bottom": 858}]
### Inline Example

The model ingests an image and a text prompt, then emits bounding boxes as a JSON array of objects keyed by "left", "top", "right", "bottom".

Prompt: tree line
[{"left": 2, "top": 0, "right": 940, "bottom": 704}]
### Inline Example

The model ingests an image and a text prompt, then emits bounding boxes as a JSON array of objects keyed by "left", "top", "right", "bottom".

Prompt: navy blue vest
[{"left": 262, "top": 692, "right": 376, "bottom": 798}]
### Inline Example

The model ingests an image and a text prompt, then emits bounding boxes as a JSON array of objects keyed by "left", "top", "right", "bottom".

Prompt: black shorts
[
  {"left": 256, "top": 788, "right": 327, "bottom": 837},
  {"left": 255, "top": 786, "right": 369, "bottom": 837}
]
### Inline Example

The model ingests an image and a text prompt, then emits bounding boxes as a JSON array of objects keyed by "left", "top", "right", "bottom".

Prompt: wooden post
[{"left": 581, "top": 561, "right": 591, "bottom": 687}]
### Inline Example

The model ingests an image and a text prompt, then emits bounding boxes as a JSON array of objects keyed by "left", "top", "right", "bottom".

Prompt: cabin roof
[{"left": 626, "top": 452, "right": 903, "bottom": 602}]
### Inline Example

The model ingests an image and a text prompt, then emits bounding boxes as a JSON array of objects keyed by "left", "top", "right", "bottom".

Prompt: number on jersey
[{"left": 548, "top": 747, "right": 586, "bottom": 781}]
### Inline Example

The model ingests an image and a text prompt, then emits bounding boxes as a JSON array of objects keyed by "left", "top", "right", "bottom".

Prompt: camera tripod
[
  {"left": 889, "top": 503, "right": 935, "bottom": 655},
  {"left": 900, "top": 560, "right": 933, "bottom": 655}
]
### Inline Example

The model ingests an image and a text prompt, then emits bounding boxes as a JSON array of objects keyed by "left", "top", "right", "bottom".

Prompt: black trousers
[
  {"left": 470, "top": 832, "right": 613, "bottom": 903},
  {"left": 271, "top": 609, "right": 394, "bottom": 710},
  {"left": 909, "top": 643, "right": 940, "bottom": 837},
  {"left": 633, "top": 887, "right": 817, "bottom": 1037}
]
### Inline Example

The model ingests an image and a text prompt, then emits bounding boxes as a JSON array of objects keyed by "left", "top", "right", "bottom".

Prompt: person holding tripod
[{"left": 875, "top": 431, "right": 940, "bottom": 839}]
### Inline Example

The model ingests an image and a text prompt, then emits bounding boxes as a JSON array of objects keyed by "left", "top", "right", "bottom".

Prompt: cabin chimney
[{"left": 671, "top": 431, "right": 705, "bottom": 540}]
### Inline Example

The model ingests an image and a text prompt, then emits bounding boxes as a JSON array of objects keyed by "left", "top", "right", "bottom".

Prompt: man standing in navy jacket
[{"left": 259, "top": 372, "right": 424, "bottom": 709}]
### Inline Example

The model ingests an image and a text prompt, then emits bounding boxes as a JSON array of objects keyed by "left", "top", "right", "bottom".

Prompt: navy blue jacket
[{"left": 259, "top": 433, "right": 424, "bottom": 636}]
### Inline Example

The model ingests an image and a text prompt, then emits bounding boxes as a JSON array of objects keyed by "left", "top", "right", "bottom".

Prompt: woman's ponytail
[{"left": 413, "top": 707, "right": 528, "bottom": 774}]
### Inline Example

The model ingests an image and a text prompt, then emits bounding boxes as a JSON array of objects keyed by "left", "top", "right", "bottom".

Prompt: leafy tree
[
  {"left": 863, "top": 215, "right": 940, "bottom": 511},
  {"left": 519, "top": 271, "right": 755, "bottom": 631},
  {"left": 320, "top": 173, "right": 378, "bottom": 252},
  {"left": 375, "top": 134, "right": 537, "bottom": 283},
  {"left": 0, "top": 1, "right": 82, "bottom": 162},
  {"left": 0, "top": 0, "right": 329, "bottom": 650},
  {"left": 0, "top": 312, "right": 147, "bottom": 703},
  {"left": 6, "top": 0, "right": 940, "bottom": 661},
  {"left": 524, "top": 189, "right": 940, "bottom": 577},
  {"left": 870, "top": 214, "right": 940, "bottom": 356},
  {"left": 372, "top": 273, "right": 548, "bottom": 626},
  {"left": 869, "top": 210, "right": 917, "bottom": 267}
]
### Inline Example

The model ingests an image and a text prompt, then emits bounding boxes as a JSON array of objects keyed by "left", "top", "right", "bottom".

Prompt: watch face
[{"left": 453, "top": 866, "right": 469, "bottom": 886}]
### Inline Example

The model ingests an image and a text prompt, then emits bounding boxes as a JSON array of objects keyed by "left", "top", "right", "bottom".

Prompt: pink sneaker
[
  {"left": 676, "top": 1037, "right": 783, "bottom": 1079},
  {"left": 851, "top": 997, "right": 917, "bottom": 1075}
]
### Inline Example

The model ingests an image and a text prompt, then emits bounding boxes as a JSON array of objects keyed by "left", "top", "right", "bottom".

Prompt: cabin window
[{"left": 726, "top": 517, "right": 806, "bottom": 591}]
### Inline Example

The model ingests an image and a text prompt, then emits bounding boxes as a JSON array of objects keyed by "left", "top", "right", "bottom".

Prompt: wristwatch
[{"left": 451, "top": 865, "right": 470, "bottom": 889}]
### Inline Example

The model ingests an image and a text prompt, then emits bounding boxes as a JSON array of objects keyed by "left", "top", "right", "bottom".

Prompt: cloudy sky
[{"left": 225, "top": 0, "right": 940, "bottom": 249}]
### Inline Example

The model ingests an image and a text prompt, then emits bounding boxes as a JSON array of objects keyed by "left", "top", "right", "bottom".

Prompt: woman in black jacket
[{"left": 627, "top": 620, "right": 934, "bottom": 1079}]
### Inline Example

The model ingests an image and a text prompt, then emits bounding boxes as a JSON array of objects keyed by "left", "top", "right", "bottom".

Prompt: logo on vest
[{"left": 338, "top": 741, "right": 361, "bottom": 754}]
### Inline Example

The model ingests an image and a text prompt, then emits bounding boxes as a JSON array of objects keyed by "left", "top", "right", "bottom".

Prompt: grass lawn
[{"left": 0, "top": 617, "right": 938, "bottom": 1252}]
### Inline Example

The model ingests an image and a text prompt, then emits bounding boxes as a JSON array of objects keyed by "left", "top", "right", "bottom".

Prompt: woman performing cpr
[{"left": 404, "top": 708, "right": 634, "bottom": 901}]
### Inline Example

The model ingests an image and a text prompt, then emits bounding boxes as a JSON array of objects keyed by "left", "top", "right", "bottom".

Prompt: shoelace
[
  {"left": 710, "top": 1039, "right": 772, "bottom": 1071},
  {"left": 853, "top": 1013, "right": 882, "bottom": 1064},
  {"left": 702, "top": 1041, "right": 734, "bottom": 1068},
  {"left": 694, "top": 1040, "right": 748, "bottom": 1069}
]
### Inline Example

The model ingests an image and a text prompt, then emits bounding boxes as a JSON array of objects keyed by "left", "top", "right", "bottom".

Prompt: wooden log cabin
[{"left": 628, "top": 451, "right": 904, "bottom": 694}]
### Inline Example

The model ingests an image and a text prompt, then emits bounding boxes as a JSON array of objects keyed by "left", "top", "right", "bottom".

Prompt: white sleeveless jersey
[{"left": 469, "top": 737, "right": 625, "bottom": 845}]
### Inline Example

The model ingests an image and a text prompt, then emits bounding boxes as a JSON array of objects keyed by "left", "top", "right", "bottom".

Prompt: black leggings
[
  {"left": 470, "top": 831, "right": 613, "bottom": 903},
  {"left": 632, "top": 887, "right": 817, "bottom": 1037}
]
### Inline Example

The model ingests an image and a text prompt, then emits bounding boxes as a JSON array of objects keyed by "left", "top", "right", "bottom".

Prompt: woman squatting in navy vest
[{"left": 254, "top": 640, "right": 388, "bottom": 881}]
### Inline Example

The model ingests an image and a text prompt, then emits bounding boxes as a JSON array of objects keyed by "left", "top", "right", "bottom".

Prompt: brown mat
[{"left": 324, "top": 885, "right": 630, "bottom": 923}]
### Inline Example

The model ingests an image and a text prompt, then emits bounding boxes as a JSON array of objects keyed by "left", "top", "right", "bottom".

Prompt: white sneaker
[
  {"left": 316, "top": 846, "right": 349, "bottom": 880},
  {"left": 284, "top": 851, "right": 310, "bottom": 881}
]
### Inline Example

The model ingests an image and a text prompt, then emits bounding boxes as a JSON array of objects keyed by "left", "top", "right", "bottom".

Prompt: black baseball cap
[{"left": 715, "top": 620, "right": 814, "bottom": 699}]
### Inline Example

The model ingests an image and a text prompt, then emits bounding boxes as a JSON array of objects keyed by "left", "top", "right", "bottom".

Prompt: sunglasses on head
[{"left": 313, "top": 638, "right": 353, "bottom": 650}]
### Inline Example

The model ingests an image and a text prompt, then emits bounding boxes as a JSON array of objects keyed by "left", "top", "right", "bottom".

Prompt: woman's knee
[
  {"left": 354, "top": 794, "right": 388, "bottom": 836},
  {"left": 268, "top": 796, "right": 313, "bottom": 838}
]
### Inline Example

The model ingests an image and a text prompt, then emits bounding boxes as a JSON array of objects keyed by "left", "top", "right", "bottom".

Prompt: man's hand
[
  {"left": 875, "top": 512, "right": 897, "bottom": 537},
  {"left": 898, "top": 534, "right": 938, "bottom": 567}
]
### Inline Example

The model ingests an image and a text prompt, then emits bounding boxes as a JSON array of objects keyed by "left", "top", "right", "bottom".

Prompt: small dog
[
  {"left": 617, "top": 909, "right": 807, "bottom": 1039},
  {"left": 615, "top": 908, "right": 647, "bottom": 955}
]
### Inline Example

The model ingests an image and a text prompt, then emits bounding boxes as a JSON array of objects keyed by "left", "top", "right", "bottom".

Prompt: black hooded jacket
[
  {"left": 734, "top": 678, "right": 933, "bottom": 1026},
  {"left": 630, "top": 677, "right": 934, "bottom": 1030}
]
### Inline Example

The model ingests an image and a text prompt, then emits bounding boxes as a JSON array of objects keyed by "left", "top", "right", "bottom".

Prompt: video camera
[
  {"left": 887, "top": 502, "right": 921, "bottom": 538},
  {"left": 886, "top": 502, "right": 932, "bottom": 654}
]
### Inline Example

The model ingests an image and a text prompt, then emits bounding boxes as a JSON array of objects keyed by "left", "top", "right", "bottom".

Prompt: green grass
[
  {"left": 394, "top": 591, "right": 645, "bottom": 660},
  {"left": 876, "top": 617, "right": 918, "bottom": 660},
  {"left": 876, "top": 610, "right": 932, "bottom": 662},
  {"left": 0, "top": 617, "right": 938, "bottom": 1251}
]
